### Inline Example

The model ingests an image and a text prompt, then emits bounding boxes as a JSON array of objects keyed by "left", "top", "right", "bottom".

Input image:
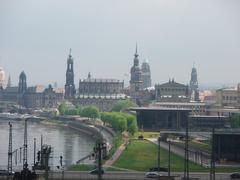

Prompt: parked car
[
  {"left": 231, "top": 173, "right": 240, "bottom": 179},
  {"left": 145, "top": 171, "right": 161, "bottom": 178},
  {"left": 89, "top": 168, "right": 105, "bottom": 175}
]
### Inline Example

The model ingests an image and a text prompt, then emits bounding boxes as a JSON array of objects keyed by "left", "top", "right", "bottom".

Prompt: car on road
[
  {"left": 0, "top": 170, "right": 14, "bottom": 176},
  {"left": 89, "top": 168, "right": 105, "bottom": 175},
  {"left": 145, "top": 172, "right": 161, "bottom": 178},
  {"left": 231, "top": 172, "right": 240, "bottom": 179}
]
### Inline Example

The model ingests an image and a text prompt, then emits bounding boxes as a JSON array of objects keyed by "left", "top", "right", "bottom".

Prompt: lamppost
[{"left": 157, "top": 136, "right": 161, "bottom": 173}]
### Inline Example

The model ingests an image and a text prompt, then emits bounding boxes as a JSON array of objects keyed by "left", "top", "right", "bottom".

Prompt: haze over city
[{"left": 1, "top": 0, "right": 240, "bottom": 87}]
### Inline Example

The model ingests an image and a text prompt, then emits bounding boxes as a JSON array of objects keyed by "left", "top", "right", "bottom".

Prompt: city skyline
[{"left": 1, "top": 0, "right": 240, "bottom": 87}]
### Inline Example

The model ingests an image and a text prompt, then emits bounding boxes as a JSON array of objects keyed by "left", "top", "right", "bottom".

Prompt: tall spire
[
  {"left": 69, "top": 48, "right": 72, "bottom": 56},
  {"left": 135, "top": 43, "right": 138, "bottom": 57},
  {"left": 7, "top": 75, "right": 11, "bottom": 88}
]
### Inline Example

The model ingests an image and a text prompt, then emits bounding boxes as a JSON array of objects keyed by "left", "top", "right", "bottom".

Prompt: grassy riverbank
[{"left": 113, "top": 140, "right": 240, "bottom": 172}]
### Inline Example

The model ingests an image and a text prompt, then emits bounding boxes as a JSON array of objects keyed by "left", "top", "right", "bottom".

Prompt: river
[{"left": 0, "top": 119, "right": 96, "bottom": 170}]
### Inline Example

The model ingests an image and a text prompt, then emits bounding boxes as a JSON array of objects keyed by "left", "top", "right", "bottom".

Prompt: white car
[{"left": 145, "top": 172, "right": 161, "bottom": 178}]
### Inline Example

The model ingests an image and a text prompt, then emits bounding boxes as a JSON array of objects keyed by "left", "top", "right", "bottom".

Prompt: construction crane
[{"left": 8, "top": 122, "right": 12, "bottom": 174}]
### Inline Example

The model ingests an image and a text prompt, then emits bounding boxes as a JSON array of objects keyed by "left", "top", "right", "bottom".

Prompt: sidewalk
[{"left": 104, "top": 138, "right": 128, "bottom": 167}]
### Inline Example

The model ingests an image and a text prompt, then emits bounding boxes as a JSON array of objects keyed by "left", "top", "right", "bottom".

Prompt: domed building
[
  {"left": 141, "top": 59, "right": 152, "bottom": 89},
  {"left": 0, "top": 66, "right": 6, "bottom": 89}
]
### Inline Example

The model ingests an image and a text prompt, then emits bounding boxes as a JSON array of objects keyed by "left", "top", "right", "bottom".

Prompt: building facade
[
  {"left": 216, "top": 85, "right": 240, "bottom": 108},
  {"left": 79, "top": 75, "right": 124, "bottom": 96},
  {"left": 0, "top": 71, "right": 64, "bottom": 109},
  {"left": 76, "top": 74, "right": 126, "bottom": 111},
  {"left": 0, "top": 66, "right": 6, "bottom": 89},
  {"left": 155, "top": 79, "right": 190, "bottom": 102}
]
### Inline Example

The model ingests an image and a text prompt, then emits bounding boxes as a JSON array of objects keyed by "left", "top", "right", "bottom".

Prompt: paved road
[
  {"left": 33, "top": 171, "right": 232, "bottom": 180},
  {"left": 0, "top": 171, "right": 233, "bottom": 180}
]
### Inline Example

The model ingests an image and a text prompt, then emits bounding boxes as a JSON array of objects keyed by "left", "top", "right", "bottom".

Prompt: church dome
[{"left": 0, "top": 66, "right": 6, "bottom": 87}]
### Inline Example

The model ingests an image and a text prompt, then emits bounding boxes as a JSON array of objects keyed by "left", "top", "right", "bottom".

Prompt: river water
[{"left": 0, "top": 119, "right": 95, "bottom": 170}]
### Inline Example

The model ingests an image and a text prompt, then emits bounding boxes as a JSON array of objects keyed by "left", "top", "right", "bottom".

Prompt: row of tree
[
  {"left": 58, "top": 99, "right": 138, "bottom": 134},
  {"left": 58, "top": 102, "right": 100, "bottom": 119},
  {"left": 101, "top": 112, "right": 138, "bottom": 135}
]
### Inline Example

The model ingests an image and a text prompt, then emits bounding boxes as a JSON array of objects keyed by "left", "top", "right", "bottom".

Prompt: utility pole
[
  {"left": 184, "top": 116, "right": 189, "bottom": 180},
  {"left": 20, "top": 147, "right": 22, "bottom": 163},
  {"left": 8, "top": 122, "right": 13, "bottom": 176},
  {"left": 168, "top": 140, "right": 171, "bottom": 177},
  {"left": 41, "top": 135, "right": 43, "bottom": 166},
  {"left": 157, "top": 136, "right": 161, "bottom": 172},
  {"left": 210, "top": 128, "right": 215, "bottom": 180},
  {"left": 23, "top": 119, "right": 28, "bottom": 170},
  {"left": 98, "top": 142, "right": 102, "bottom": 180},
  {"left": 33, "top": 138, "right": 36, "bottom": 170}
]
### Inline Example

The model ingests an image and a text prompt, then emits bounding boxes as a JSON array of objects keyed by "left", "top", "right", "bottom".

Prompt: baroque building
[
  {"left": 79, "top": 73, "right": 124, "bottom": 96},
  {"left": 65, "top": 49, "right": 76, "bottom": 99},
  {"left": 216, "top": 84, "right": 240, "bottom": 108},
  {"left": 0, "top": 71, "right": 64, "bottom": 109},
  {"left": 155, "top": 79, "right": 190, "bottom": 102},
  {"left": 141, "top": 59, "right": 152, "bottom": 89},
  {"left": 76, "top": 73, "right": 126, "bottom": 111}
]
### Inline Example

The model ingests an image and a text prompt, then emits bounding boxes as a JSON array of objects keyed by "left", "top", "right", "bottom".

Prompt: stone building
[
  {"left": 0, "top": 66, "right": 6, "bottom": 89},
  {"left": 216, "top": 85, "right": 240, "bottom": 108},
  {"left": 63, "top": 50, "right": 127, "bottom": 111},
  {"left": 0, "top": 71, "right": 64, "bottom": 109},
  {"left": 76, "top": 73, "right": 126, "bottom": 111},
  {"left": 155, "top": 79, "right": 190, "bottom": 102},
  {"left": 141, "top": 60, "right": 152, "bottom": 89},
  {"left": 79, "top": 73, "right": 124, "bottom": 96},
  {"left": 65, "top": 49, "right": 76, "bottom": 99}
]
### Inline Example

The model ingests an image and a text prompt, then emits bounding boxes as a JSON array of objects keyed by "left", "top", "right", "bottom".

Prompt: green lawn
[
  {"left": 135, "top": 131, "right": 160, "bottom": 138},
  {"left": 114, "top": 140, "right": 240, "bottom": 173},
  {"left": 114, "top": 140, "right": 207, "bottom": 172},
  {"left": 68, "top": 164, "right": 95, "bottom": 171}
]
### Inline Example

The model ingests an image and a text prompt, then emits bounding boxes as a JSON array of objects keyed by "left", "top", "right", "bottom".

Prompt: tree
[
  {"left": 111, "top": 100, "right": 135, "bottom": 112},
  {"left": 58, "top": 102, "right": 67, "bottom": 115},
  {"left": 81, "top": 106, "right": 100, "bottom": 119}
]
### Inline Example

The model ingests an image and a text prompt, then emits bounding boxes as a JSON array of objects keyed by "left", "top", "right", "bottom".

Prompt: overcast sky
[{"left": 0, "top": 0, "right": 240, "bottom": 88}]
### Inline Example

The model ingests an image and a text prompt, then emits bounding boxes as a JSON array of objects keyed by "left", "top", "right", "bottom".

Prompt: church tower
[
  {"left": 190, "top": 64, "right": 199, "bottom": 101},
  {"left": 141, "top": 59, "right": 152, "bottom": 89},
  {"left": 18, "top": 71, "right": 27, "bottom": 105},
  {"left": 65, "top": 49, "right": 76, "bottom": 99},
  {"left": 130, "top": 44, "right": 142, "bottom": 92}
]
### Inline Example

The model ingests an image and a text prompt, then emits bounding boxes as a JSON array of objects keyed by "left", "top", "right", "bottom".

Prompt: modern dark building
[
  {"left": 189, "top": 115, "right": 230, "bottom": 129},
  {"left": 65, "top": 49, "right": 76, "bottom": 99},
  {"left": 130, "top": 107, "right": 191, "bottom": 131},
  {"left": 213, "top": 132, "right": 240, "bottom": 162}
]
